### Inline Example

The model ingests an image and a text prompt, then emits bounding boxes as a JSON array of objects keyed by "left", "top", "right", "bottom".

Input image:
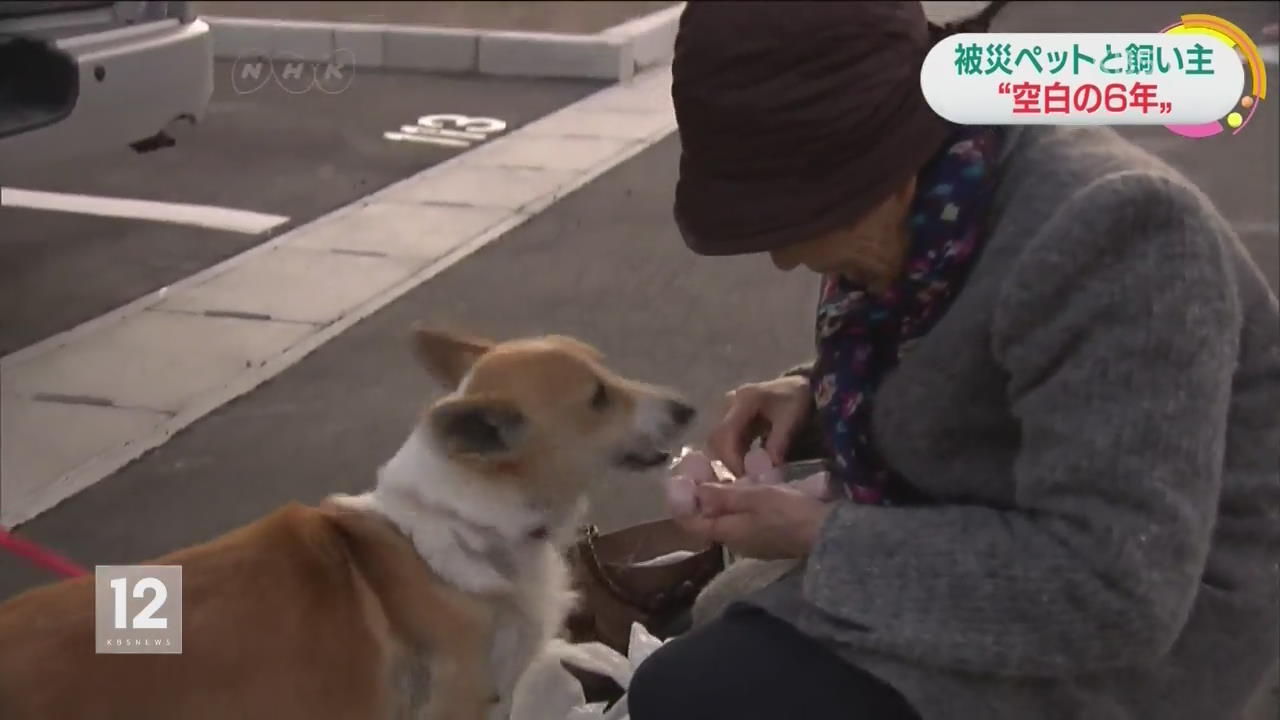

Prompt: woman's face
[{"left": 768, "top": 177, "right": 917, "bottom": 283}]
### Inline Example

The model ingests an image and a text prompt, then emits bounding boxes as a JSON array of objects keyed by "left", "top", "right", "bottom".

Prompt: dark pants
[{"left": 629, "top": 605, "right": 921, "bottom": 720}]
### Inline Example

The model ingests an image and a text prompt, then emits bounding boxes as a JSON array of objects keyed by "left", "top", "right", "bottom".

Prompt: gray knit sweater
[{"left": 741, "top": 125, "right": 1280, "bottom": 720}]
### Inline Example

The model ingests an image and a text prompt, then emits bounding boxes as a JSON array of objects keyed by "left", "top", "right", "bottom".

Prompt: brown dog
[{"left": 0, "top": 328, "right": 695, "bottom": 720}]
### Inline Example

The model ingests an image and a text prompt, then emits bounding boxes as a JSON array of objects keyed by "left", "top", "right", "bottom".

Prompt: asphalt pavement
[{"left": 0, "top": 62, "right": 603, "bottom": 355}]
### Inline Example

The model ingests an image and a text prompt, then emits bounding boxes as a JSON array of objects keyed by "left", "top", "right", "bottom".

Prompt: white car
[{"left": 0, "top": 1, "right": 212, "bottom": 174}]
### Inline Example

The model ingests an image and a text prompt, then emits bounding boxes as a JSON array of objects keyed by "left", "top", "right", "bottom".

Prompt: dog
[{"left": 0, "top": 327, "right": 695, "bottom": 720}]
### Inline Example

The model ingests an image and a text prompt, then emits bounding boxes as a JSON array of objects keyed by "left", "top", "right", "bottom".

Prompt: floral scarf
[{"left": 811, "top": 126, "right": 1003, "bottom": 505}]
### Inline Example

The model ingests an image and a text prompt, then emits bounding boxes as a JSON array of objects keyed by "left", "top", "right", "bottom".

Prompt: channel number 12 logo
[{"left": 95, "top": 565, "right": 183, "bottom": 654}]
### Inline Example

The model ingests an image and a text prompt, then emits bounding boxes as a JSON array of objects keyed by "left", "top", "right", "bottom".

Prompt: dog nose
[{"left": 669, "top": 400, "right": 697, "bottom": 426}]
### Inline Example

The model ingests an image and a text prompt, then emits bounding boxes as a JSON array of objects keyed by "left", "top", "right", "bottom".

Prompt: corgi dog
[{"left": 0, "top": 327, "right": 695, "bottom": 720}]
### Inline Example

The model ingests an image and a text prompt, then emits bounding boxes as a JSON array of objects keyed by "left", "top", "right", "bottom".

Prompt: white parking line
[
  {"left": 0, "top": 188, "right": 289, "bottom": 235},
  {"left": 0, "top": 65, "right": 677, "bottom": 528},
  {"left": 1233, "top": 220, "right": 1280, "bottom": 236}
]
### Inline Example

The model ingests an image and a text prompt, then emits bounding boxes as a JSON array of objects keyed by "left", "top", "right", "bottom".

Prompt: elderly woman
[{"left": 627, "top": 2, "right": 1280, "bottom": 719}]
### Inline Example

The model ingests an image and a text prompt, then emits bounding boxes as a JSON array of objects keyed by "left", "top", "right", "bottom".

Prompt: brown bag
[{"left": 565, "top": 519, "right": 725, "bottom": 654}]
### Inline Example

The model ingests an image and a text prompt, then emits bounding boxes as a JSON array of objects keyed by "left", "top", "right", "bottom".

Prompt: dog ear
[
  {"left": 411, "top": 326, "right": 494, "bottom": 389},
  {"left": 429, "top": 397, "right": 525, "bottom": 459}
]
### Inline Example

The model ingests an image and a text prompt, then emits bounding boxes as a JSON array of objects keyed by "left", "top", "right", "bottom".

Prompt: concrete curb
[{"left": 204, "top": 3, "right": 684, "bottom": 82}]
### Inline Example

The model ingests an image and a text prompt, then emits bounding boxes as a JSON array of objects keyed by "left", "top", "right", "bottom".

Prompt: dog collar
[{"left": 384, "top": 487, "right": 550, "bottom": 581}]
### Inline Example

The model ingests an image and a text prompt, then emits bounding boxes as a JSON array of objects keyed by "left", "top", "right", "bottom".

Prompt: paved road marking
[
  {"left": 384, "top": 131, "right": 471, "bottom": 148},
  {"left": 0, "top": 188, "right": 289, "bottom": 235},
  {"left": 0, "top": 65, "right": 677, "bottom": 528},
  {"left": 419, "top": 115, "right": 508, "bottom": 135},
  {"left": 1234, "top": 220, "right": 1279, "bottom": 235},
  {"left": 385, "top": 114, "right": 509, "bottom": 148}
]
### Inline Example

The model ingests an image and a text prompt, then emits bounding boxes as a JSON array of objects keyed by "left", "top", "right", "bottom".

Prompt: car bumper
[{"left": 0, "top": 17, "right": 212, "bottom": 173}]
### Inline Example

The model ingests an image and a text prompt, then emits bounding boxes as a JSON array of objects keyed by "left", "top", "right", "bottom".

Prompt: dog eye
[{"left": 590, "top": 382, "right": 609, "bottom": 410}]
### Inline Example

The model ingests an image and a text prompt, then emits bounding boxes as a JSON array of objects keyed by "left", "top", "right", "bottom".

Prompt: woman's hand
[
  {"left": 708, "top": 376, "right": 812, "bottom": 476},
  {"left": 676, "top": 483, "right": 835, "bottom": 560}
]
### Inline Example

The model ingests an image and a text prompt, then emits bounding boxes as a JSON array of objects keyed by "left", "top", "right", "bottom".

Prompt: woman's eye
[{"left": 591, "top": 382, "right": 609, "bottom": 410}]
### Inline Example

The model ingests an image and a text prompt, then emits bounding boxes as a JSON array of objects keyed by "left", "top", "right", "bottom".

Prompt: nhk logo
[{"left": 231, "top": 50, "right": 356, "bottom": 95}]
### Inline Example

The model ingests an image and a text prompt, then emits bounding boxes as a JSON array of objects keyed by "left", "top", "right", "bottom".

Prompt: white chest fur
[
  {"left": 487, "top": 544, "right": 577, "bottom": 719},
  {"left": 343, "top": 429, "right": 582, "bottom": 717}
]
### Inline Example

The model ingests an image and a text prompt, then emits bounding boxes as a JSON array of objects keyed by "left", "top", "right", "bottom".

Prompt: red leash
[{"left": 0, "top": 526, "right": 89, "bottom": 579}]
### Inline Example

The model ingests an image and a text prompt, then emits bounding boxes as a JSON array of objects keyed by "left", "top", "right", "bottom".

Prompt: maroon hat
[{"left": 671, "top": 1, "right": 950, "bottom": 256}]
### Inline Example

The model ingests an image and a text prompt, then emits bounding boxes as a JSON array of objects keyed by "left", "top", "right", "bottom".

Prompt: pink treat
[
  {"left": 665, "top": 448, "right": 717, "bottom": 516},
  {"left": 743, "top": 447, "right": 785, "bottom": 485},
  {"left": 669, "top": 448, "right": 716, "bottom": 485},
  {"left": 663, "top": 474, "right": 698, "bottom": 516},
  {"left": 743, "top": 447, "right": 773, "bottom": 476}
]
